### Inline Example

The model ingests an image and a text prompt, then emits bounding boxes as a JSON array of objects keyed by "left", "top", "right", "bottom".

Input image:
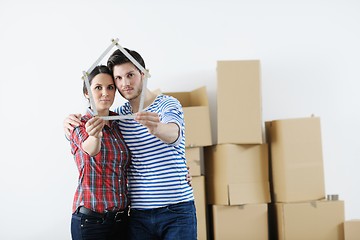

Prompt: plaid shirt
[{"left": 70, "top": 110, "right": 131, "bottom": 213}]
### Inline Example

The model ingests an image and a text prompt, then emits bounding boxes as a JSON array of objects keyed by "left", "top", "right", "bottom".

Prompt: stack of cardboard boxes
[
  {"left": 164, "top": 86, "right": 212, "bottom": 240},
  {"left": 204, "top": 60, "right": 271, "bottom": 239},
  {"left": 164, "top": 60, "right": 358, "bottom": 239},
  {"left": 265, "top": 117, "right": 345, "bottom": 240}
]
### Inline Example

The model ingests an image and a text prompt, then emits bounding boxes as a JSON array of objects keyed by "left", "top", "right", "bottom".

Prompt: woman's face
[{"left": 86, "top": 73, "right": 116, "bottom": 115}]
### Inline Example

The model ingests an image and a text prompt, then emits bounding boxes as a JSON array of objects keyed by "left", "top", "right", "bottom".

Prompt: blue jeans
[
  {"left": 71, "top": 210, "right": 129, "bottom": 240},
  {"left": 128, "top": 201, "right": 197, "bottom": 240}
]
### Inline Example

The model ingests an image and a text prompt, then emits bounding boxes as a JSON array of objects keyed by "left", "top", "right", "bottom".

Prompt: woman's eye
[
  {"left": 95, "top": 86, "right": 102, "bottom": 90},
  {"left": 108, "top": 85, "right": 115, "bottom": 90}
]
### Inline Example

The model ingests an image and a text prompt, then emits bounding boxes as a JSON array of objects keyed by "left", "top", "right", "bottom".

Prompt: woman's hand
[{"left": 85, "top": 117, "right": 105, "bottom": 139}]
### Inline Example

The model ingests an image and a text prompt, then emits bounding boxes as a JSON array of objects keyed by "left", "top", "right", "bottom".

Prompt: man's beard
[{"left": 120, "top": 87, "right": 142, "bottom": 101}]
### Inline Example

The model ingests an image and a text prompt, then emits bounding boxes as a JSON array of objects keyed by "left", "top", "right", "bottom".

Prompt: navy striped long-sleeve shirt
[{"left": 114, "top": 94, "right": 194, "bottom": 209}]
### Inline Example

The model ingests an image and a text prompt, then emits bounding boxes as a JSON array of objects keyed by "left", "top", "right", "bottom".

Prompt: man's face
[{"left": 113, "top": 62, "right": 143, "bottom": 101}]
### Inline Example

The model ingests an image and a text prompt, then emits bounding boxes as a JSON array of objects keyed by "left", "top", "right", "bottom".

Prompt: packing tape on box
[{"left": 327, "top": 194, "right": 339, "bottom": 201}]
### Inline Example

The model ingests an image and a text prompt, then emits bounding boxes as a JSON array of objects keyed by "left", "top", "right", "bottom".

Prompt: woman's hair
[
  {"left": 107, "top": 48, "right": 146, "bottom": 72},
  {"left": 83, "top": 65, "right": 113, "bottom": 96}
]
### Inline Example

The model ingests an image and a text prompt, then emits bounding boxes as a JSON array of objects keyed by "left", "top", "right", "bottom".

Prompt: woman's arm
[{"left": 81, "top": 117, "right": 105, "bottom": 156}]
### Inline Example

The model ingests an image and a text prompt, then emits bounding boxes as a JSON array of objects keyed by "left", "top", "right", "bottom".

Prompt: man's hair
[
  {"left": 107, "top": 48, "right": 146, "bottom": 72},
  {"left": 83, "top": 65, "right": 113, "bottom": 95}
]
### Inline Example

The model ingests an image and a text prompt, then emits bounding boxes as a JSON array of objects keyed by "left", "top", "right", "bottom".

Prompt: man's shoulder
[
  {"left": 113, "top": 103, "right": 130, "bottom": 115},
  {"left": 156, "top": 94, "right": 180, "bottom": 105}
]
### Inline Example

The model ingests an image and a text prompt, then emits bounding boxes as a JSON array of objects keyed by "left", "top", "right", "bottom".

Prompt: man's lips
[{"left": 122, "top": 88, "right": 133, "bottom": 93}]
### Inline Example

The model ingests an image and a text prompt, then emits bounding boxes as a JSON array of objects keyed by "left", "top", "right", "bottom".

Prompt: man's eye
[{"left": 128, "top": 73, "right": 134, "bottom": 78}]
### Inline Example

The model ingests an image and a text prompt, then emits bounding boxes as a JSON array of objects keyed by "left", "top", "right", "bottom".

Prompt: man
[{"left": 64, "top": 48, "right": 197, "bottom": 239}]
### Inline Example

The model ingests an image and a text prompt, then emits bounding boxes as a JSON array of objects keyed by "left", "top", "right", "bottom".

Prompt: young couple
[{"left": 64, "top": 48, "right": 197, "bottom": 240}]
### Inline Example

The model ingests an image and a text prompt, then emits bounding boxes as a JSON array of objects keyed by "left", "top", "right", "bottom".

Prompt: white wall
[{"left": 1, "top": 0, "right": 359, "bottom": 239}]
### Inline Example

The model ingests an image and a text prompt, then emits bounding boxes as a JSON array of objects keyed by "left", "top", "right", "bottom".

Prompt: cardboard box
[
  {"left": 344, "top": 220, "right": 360, "bottom": 240},
  {"left": 217, "top": 60, "right": 263, "bottom": 144},
  {"left": 265, "top": 117, "right": 326, "bottom": 202},
  {"left": 185, "top": 147, "right": 204, "bottom": 176},
  {"left": 164, "top": 86, "right": 212, "bottom": 147},
  {"left": 192, "top": 176, "right": 208, "bottom": 240},
  {"left": 205, "top": 144, "right": 270, "bottom": 205},
  {"left": 211, "top": 204, "right": 268, "bottom": 240},
  {"left": 275, "top": 200, "right": 345, "bottom": 240}
]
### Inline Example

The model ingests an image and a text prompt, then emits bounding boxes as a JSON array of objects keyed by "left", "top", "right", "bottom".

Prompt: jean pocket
[{"left": 81, "top": 215, "right": 104, "bottom": 228}]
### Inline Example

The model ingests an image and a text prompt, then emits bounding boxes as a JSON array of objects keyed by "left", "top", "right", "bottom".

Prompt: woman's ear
[{"left": 84, "top": 91, "right": 89, "bottom": 99}]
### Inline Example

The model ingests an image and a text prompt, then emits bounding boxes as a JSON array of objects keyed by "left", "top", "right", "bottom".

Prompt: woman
[{"left": 69, "top": 65, "right": 131, "bottom": 240}]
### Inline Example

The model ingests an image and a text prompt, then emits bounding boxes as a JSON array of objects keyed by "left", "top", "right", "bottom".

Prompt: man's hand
[
  {"left": 63, "top": 114, "right": 81, "bottom": 139},
  {"left": 186, "top": 166, "right": 192, "bottom": 187},
  {"left": 135, "top": 112, "right": 161, "bottom": 135},
  {"left": 135, "top": 112, "right": 179, "bottom": 144}
]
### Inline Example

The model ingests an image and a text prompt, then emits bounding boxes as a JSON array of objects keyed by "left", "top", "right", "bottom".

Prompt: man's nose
[{"left": 124, "top": 77, "right": 131, "bottom": 85}]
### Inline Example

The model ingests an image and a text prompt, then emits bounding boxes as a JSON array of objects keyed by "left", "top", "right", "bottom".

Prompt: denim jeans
[
  {"left": 71, "top": 211, "right": 129, "bottom": 240},
  {"left": 128, "top": 201, "right": 197, "bottom": 240}
]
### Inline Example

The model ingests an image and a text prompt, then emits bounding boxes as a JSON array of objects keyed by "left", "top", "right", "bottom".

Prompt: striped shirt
[
  {"left": 70, "top": 109, "right": 131, "bottom": 213},
  {"left": 114, "top": 94, "right": 194, "bottom": 209}
]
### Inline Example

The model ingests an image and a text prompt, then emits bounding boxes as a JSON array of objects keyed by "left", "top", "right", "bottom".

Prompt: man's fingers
[
  {"left": 135, "top": 112, "right": 160, "bottom": 126},
  {"left": 69, "top": 114, "right": 82, "bottom": 125},
  {"left": 65, "top": 127, "right": 71, "bottom": 139},
  {"left": 64, "top": 114, "right": 81, "bottom": 130}
]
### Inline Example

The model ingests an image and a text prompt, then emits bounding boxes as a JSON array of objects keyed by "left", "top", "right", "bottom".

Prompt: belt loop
[{"left": 75, "top": 207, "right": 81, "bottom": 214}]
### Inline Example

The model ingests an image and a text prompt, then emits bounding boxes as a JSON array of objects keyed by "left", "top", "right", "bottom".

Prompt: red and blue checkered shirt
[{"left": 70, "top": 110, "right": 131, "bottom": 214}]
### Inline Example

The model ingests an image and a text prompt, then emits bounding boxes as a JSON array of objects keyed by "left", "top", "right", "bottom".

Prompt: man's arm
[
  {"left": 135, "top": 112, "right": 191, "bottom": 185},
  {"left": 63, "top": 114, "right": 82, "bottom": 139},
  {"left": 134, "top": 112, "right": 179, "bottom": 144}
]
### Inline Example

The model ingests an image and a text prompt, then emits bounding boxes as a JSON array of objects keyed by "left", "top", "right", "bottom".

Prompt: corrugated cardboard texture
[
  {"left": 164, "top": 86, "right": 212, "bottom": 147},
  {"left": 192, "top": 176, "right": 208, "bottom": 240},
  {"left": 212, "top": 204, "right": 268, "bottom": 240},
  {"left": 275, "top": 200, "right": 345, "bottom": 240},
  {"left": 217, "top": 60, "right": 263, "bottom": 144},
  {"left": 344, "top": 220, "right": 360, "bottom": 240},
  {"left": 185, "top": 147, "right": 204, "bottom": 176},
  {"left": 205, "top": 144, "right": 270, "bottom": 205},
  {"left": 266, "top": 117, "right": 326, "bottom": 202}
]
